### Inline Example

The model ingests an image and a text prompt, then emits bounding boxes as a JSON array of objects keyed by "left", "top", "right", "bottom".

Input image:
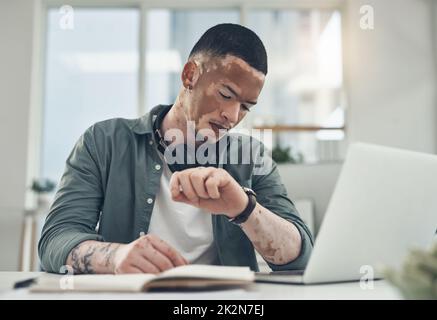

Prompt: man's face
[{"left": 183, "top": 55, "right": 265, "bottom": 143}]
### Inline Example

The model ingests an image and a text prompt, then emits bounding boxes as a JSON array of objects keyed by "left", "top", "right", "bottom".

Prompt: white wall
[
  {"left": 278, "top": 163, "right": 343, "bottom": 235},
  {"left": 344, "top": 0, "right": 437, "bottom": 153},
  {"left": 0, "top": 0, "right": 37, "bottom": 270}
]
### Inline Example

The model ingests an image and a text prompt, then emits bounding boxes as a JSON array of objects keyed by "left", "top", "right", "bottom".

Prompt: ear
[{"left": 181, "top": 60, "right": 200, "bottom": 89}]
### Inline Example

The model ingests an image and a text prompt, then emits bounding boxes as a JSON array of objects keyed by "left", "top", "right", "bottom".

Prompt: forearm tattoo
[{"left": 68, "top": 241, "right": 120, "bottom": 274}]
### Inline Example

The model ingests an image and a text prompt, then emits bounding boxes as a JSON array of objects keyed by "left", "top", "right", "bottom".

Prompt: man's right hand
[
  {"left": 113, "top": 234, "right": 188, "bottom": 274},
  {"left": 66, "top": 234, "right": 188, "bottom": 274}
]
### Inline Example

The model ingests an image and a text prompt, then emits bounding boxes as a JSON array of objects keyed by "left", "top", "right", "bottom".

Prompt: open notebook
[{"left": 29, "top": 265, "right": 255, "bottom": 292}]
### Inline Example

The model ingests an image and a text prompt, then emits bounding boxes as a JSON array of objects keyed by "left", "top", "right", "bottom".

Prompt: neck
[{"left": 161, "top": 91, "right": 192, "bottom": 145}]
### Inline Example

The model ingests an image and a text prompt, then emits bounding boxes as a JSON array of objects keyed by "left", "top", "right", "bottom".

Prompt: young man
[{"left": 39, "top": 23, "right": 313, "bottom": 274}]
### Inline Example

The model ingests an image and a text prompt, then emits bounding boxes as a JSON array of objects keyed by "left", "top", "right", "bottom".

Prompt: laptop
[{"left": 256, "top": 142, "right": 437, "bottom": 284}]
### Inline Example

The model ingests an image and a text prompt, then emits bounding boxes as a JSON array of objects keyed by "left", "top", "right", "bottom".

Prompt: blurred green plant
[
  {"left": 385, "top": 241, "right": 437, "bottom": 299},
  {"left": 31, "top": 178, "right": 56, "bottom": 194},
  {"left": 271, "top": 145, "right": 304, "bottom": 164}
]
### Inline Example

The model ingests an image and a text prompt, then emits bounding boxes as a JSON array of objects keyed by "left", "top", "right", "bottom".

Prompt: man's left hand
[{"left": 169, "top": 167, "right": 248, "bottom": 218}]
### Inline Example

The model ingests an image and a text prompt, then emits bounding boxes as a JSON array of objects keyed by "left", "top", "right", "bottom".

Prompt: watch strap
[{"left": 228, "top": 187, "right": 257, "bottom": 225}]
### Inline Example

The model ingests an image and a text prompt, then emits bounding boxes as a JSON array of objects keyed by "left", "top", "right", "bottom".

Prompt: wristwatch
[{"left": 228, "top": 187, "right": 257, "bottom": 225}]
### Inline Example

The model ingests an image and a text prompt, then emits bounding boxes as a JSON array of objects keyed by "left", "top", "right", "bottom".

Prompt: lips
[{"left": 209, "top": 121, "right": 229, "bottom": 131}]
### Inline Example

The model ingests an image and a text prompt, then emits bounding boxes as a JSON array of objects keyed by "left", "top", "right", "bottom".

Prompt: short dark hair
[{"left": 189, "top": 23, "right": 268, "bottom": 75}]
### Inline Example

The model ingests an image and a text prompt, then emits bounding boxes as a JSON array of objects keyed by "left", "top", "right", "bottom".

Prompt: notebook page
[
  {"left": 157, "top": 265, "right": 255, "bottom": 281},
  {"left": 31, "top": 273, "right": 156, "bottom": 292}
]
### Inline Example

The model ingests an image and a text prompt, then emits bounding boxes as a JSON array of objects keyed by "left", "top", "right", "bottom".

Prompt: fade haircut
[{"left": 189, "top": 23, "right": 268, "bottom": 75}]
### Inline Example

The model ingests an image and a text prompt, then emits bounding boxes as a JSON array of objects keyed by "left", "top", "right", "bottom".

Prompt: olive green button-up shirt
[{"left": 38, "top": 104, "right": 313, "bottom": 273}]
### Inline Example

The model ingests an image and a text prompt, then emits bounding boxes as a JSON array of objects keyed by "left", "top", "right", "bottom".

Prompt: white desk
[{"left": 0, "top": 272, "right": 402, "bottom": 300}]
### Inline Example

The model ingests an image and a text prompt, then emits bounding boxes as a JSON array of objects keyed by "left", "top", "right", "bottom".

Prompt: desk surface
[{"left": 0, "top": 272, "right": 402, "bottom": 300}]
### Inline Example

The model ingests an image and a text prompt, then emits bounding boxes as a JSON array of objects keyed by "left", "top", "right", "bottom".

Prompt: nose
[{"left": 220, "top": 103, "right": 240, "bottom": 126}]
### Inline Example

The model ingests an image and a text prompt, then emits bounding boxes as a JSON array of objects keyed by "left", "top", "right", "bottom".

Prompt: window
[
  {"left": 42, "top": 8, "right": 139, "bottom": 184},
  {"left": 246, "top": 9, "right": 345, "bottom": 163}
]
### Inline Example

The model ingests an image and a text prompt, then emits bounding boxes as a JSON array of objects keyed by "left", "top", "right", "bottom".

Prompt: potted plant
[
  {"left": 30, "top": 178, "right": 56, "bottom": 213},
  {"left": 272, "top": 145, "right": 304, "bottom": 164},
  {"left": 385, "top": 242, "right": 437, "bottom": 299}
]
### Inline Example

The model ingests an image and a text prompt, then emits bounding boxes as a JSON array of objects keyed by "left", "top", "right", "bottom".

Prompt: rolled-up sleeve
[
  {"left": 38, "top": 127, "right": 104, "bottom": 273},
  {"left": 252, "top": 160, "right": 314, "bottom": 271}
]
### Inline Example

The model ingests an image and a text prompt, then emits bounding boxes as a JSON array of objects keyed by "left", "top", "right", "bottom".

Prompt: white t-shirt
[{"left": 148, "top": 159, "right": 218, "bottom": 265}]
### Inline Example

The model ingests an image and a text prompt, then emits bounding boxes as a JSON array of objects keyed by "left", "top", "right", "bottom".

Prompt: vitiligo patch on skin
[
  {"left": 205, "top": 82, "right": 217, "bottom": 97},
  {"left": 193, "top": 53, "right": 265, "bottom": 82},
  {"left": 220, "top": 55, "right": 265, "bottom": 83},
  {"left": 243, "top": 205, "right": 301, "bottom": 264}
]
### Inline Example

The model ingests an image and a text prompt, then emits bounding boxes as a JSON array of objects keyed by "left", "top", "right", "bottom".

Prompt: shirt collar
[{"left": 131, "top": 104, "right": 172, "bottom": 135}]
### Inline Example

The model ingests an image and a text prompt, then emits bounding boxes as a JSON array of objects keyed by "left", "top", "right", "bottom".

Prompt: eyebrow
[{"left": 223, "top": 84, "right": 257, "bottom": 105}]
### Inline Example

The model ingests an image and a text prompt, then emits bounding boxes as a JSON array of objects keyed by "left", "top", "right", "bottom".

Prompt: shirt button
[
  {"left": 155, "top": 164, "right": 161, "bottom": 171},
  {"left": 147, "top": 198, "right": 153, "bottom": 204},
  {"left": 149, "top": 140, "right": 153, "bottom": 145},
  {"left": 139, "top": 231, "right": 145, "bottom": 237}
]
